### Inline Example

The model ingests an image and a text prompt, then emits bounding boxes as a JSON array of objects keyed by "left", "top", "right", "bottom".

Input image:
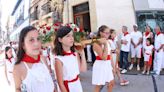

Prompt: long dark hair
[
  {"left": 15, "top": 26, "right": 37, "bottom": 64},
  {"left": 5, "top": 46, "right": 12, "bottom": 59},
  {"left": 109, "top": 29, "right": 115, "bottom": 39},
  {"left": 97, "top": 25, "right": 109, "bottom": 37},
  {"left": 53, "top": 26, "right": 75, "bottom": 56}
]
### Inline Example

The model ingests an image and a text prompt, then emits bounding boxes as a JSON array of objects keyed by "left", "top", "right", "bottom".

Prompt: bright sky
[{"left": 1, "top": 0, "right": 17, "bottom": 31}]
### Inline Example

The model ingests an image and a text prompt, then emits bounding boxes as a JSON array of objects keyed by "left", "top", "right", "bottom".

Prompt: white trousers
[{"left": 153, "top": 51, "right": 164, "bottom": 75}]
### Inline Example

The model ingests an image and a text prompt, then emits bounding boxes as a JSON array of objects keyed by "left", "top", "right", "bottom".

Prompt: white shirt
[
  {"left": 108, "top": 36, "right": 118, "bottom": 50},
  {"left": 155, "top": 33, "right": 164, "bottom": 52},
  {"left": 130, "top": 31, "right": 142, "bottom": 48},
  {"left": 121, "top": 33, "right": 131, "bottom": 52},
  {"left": 144, "top": 45, "right": 154, "bottom": 55}
]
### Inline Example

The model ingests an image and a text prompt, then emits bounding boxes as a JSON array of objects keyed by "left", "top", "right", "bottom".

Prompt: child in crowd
[
  {"left": 13, "top": 26, "right": 54, "bottom": 92},
  {"left": 92, "top": 25, "right": 114, "bottom": 92},
  {"left": 54, "top": 26, "right": 87, "bottom": 92},
  {"left": 142, "top": 38, "right": 154, "bottom": 75},
  {"left": 4, "top": 46, "right": 16, "bottom": 91},
  {"left": 109, "top": 29, "right": 129, "bottom": 85}
]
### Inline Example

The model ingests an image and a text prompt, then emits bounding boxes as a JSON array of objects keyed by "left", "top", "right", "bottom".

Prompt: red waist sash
[
  {"left": 96, "top": 55, "right": 110, "bottom": 60},
  {"left": 64, "top": 75, "right": 79, "bottom": 92}
]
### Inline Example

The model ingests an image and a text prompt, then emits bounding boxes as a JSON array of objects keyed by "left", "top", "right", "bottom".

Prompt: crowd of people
[{"left": 0, "top": 24, "right": 164, "bottom": 92}]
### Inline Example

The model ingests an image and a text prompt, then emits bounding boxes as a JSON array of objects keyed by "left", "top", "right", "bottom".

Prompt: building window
[{"left": 136, "top": 11, "right": 164, "bottom": 33}]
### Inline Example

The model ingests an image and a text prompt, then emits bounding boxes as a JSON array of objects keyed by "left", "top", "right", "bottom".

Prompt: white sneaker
[
  {"left": 129, "top": 64, "right": 133, "bottom": 70},
  {"left": 121, "top": 69, "right": 127, "bottom": 74},
  {"left": 146, "top": 71, "right": 149, "bottom": 75},
  {"left": 137, "top": 65, "right": 140, "bottom": 71},
  {"left": 142, "top": 71, "right": 145, "bottom": 74}
]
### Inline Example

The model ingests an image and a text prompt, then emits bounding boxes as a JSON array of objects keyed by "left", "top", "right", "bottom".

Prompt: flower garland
[
  {"left": 37, "top": 22, "right": 62, "bottom": 44},
  {"left": 36, "top": 22, "right": 86, "bottom": 44},
  {"left": 66, "top": 23, "right": 86, "bottom": 43}
]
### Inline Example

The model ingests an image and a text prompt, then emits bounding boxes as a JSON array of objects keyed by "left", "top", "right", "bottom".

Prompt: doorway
[{"left": 73, "top": 2, "right": 91, "bottom": 33}]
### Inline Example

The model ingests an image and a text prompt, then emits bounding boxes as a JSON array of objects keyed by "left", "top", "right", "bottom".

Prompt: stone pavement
[{"left": 80, "top": 66, "right": 164, "bottom": 92}]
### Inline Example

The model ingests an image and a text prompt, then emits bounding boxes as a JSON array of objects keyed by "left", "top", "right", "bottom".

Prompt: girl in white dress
[
  {"left": 53, "top": 26, "right": 87, "bottom": 92},
  {"left": 13, "top": 26, "right": 54, "bottom": 92},
  {"left": 4, "top": 46, "right": 16, "bottom": 91},
  {"left": 92, "top": 25, "right": 114, "bottom": 92},
  {"left": 142, "top": 38, "right": 154, "bottom": 75},
  {"left": 109, "top": 29, "right": 129, "bottom": 86}
]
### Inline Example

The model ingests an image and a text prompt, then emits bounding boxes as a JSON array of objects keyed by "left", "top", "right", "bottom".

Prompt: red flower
[
  {"left": 80, "top": 28, "right": 83, "bottom": 32},
  {"left": 66, "top": 24, "right": 70, "bottom": 28},
  {"left": 74, "top": 28, "right": 77, "bottom": 32},
  {"left": 54, "top": 28, "right": 58, "bottom": 32},
  {"left": 54, "top": 23, "right": 59, "bottom": 26},
  {"left": 43, "top": 30, "right": 46, "bottom": 34},
  {"left": 46, "top": 26, "right": 51, "bottom": 31},
  {"left": 40, "top": 26, "right": 43, "bottom": 29}
]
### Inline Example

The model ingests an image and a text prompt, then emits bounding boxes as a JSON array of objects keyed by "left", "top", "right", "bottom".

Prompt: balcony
[
  {"left": 30, "top": 10, "right": 39, "bottom": 21},
  {"left": 41, "top": 1, "right": 52, "bottom": 16}
]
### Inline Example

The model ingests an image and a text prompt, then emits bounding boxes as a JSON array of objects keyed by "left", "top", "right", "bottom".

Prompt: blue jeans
[{"left": 120, "top": 51, "right": 129, "bottom": 70}]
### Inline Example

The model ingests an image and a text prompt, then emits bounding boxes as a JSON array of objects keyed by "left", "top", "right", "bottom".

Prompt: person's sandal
[{"left": 120, "top": 80, "right": 129, "bottom": 86}]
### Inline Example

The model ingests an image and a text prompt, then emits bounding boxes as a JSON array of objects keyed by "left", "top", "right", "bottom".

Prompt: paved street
[{"left": 80, "top": 65, "right": 164, "bottom": 92}]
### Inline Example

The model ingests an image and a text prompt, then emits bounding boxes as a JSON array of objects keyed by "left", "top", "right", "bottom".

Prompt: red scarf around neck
[
  {"left": 145, "top": 31, "right": 150, "bottom": 36},
  {"left": 22, "top": 54, "right": 40, "bottom": 63},
  {"left": 124, "top": 32, "right": 129, "bottom": 36},
  {"left": 157, "top": 32, "right": 161, "bottom": 36},
  {"left": 8, "top": 58, "right": 12, "bottom": 63},
  {"left": 63, "top": 51, "right": 76, "bottom": 56}
]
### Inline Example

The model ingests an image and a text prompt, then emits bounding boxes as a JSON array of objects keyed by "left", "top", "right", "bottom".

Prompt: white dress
[
  {"left": 55, "top": 53, "right": 83, "bottom": 92},
  {"left": 92, "top": 42, "right": 114, "bottom": 85},
  {"left": 144, "top": 45, "right": 154, "bottom": 62},
  {"left": 22, "top": 61, "right": 54, "bottom": 92},
  {"left": 5, "top": 58, "right": 16, "bottom": 84},
  {"left": 108, "top": 37, "right": 118, "bottom": 65}
]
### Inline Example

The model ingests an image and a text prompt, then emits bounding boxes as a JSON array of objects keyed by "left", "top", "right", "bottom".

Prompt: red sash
[
  {"left": 145, "top": 53, "right": 152, "bottom": 66},
  {"left": 64, "top": 75, "right": 79, "bottom": 92},
  {"left": 96, "top": 55, "right": 110, "bottom": 60}
]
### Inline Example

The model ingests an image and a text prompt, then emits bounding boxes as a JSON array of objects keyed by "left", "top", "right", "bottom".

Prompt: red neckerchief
[
  {"left": 124, "top": 32, "right": 129, "bottom": 36},
  {"left": 63, "top": 51, "right": 76, "bottom": 56},
  {"left": 110, "top": 38, "right": 114, "bottom": 41},
  {"left": 157, "top": 32, "right": 161, "bottom": 36},
  {"left": 145, "top": 31, "right": 150, "bottom": 36},
  {"left": 8, "top": 58, "right": 12, "bottom": 63},
  {"left": 22, "top": 54, "right": 40, "bottom": 63}
]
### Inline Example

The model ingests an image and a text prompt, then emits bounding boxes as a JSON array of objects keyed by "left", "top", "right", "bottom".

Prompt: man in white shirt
[
  {"left": 129, "top": 25, "right": 142, "bottom": 71},
  {"left": 120, "top": 26, "right": 131, "bottom": 73},
  {"left": 153, "top": 26, "right": 164, "bottom": 75}
]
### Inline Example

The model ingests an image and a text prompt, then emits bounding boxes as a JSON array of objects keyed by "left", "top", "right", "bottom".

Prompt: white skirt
[
  {"left": 144, "top": 54, "right": 150, "bottom": 62},
  {"left": 92, "top": 60, "right": 114, "bottom": 85},
  {"left": 68, "top": 79, "right": 83, "bottom": 92}
]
